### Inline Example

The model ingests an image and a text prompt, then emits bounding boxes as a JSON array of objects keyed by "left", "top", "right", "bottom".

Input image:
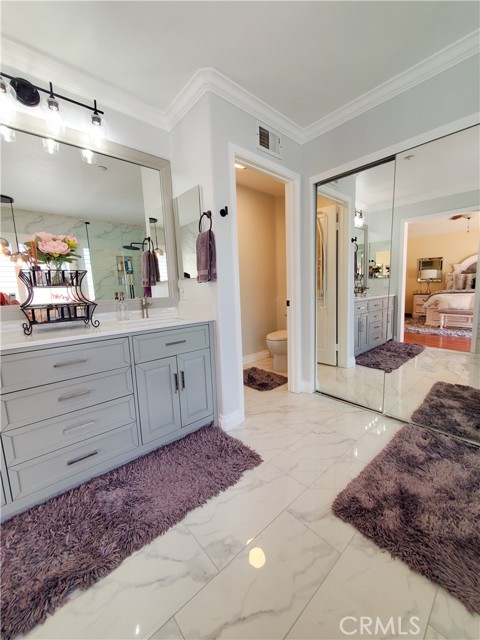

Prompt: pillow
[
  {"left": 454, "top": 273, "right": 466, "bottom": 290},
  {"left": 445, "top": 273, "right": 454, "bottom": 290},
  {"left": 465, "top": 274, "right": 475, "bottom": 289}
]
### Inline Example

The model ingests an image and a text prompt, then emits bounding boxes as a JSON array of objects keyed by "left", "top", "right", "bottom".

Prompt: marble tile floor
[
  {"left": 22, "top": 357, "right": 479, "bottom": 640},
  {"left": 317, "top": 345, "right": 480, "bottom": 424}
]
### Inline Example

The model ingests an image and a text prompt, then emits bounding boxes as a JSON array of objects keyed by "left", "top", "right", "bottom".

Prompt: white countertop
[
  {"left": 0, "top": 308, "right": 215, "bottom": 353},
  {"left": 354, "top": 294, "right": 395, "bottom": 301}
]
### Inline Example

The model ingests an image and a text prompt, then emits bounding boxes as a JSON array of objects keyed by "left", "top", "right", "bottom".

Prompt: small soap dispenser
[{"left": 116, "top": 291, "right": 129, "bottom": 321}]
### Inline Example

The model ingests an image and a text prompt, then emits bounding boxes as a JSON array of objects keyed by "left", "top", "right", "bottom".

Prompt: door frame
[{"left": 228, "top": 144, "right": 302, "bottom": 395}]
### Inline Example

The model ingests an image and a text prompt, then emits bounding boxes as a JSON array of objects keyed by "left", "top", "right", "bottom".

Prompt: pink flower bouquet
[{"left": 25, "top": 232, "right": 80, "bottom": 269}]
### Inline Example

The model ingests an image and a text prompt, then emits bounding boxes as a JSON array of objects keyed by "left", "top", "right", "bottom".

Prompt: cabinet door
[
  {"left": 354, "top": 314, "right": 368, "bottom": 355},
  {"left": 136, "top": 356, "right": 182, "bottom": 444},
  {"left": 178, "top": 349, "right": 213, "bottom": 427}
]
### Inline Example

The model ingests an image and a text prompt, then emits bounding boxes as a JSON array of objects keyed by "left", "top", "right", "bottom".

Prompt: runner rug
[
  {"left": 411, "top": 381, "right": 480, "bottom": 443},
  {"left": 1, "top": 426, "right": 262, "bottom": 640},
  {"left": 332, "top": 425, "right": 480, "bottom": 613},
  {"left": 355, "top": 340, "right": 425, "bottom": 373}
]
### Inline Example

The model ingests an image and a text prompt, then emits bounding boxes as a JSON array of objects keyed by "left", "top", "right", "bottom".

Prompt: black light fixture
[
  {"left": 149, "top": 217, "right": 164, "bottom": 256},
  {"left": 0, "top": 71, "right": 106, "bottom": 146}
]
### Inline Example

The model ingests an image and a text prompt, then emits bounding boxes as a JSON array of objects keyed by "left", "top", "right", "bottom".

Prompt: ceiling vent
[{"left": 256, "top": 123, "right": 282, "bottom": 159}]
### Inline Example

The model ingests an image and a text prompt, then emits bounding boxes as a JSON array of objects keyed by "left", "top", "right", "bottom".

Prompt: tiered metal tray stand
[{"left": 19, "top": 269, "right": 99, "bottom": 336}]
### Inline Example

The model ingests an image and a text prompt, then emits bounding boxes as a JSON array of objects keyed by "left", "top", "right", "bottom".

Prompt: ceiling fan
[{"left": 449, "top": 213, "right": 472, "bottom": 232}]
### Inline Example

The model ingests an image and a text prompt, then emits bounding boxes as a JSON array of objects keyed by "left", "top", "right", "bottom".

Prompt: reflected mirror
[
  {"left": 0, "top": 127, "right": 176, "bottom": 304},
  {"left": 315, "top": 124, "right": 480, "bottom": 446},
  {"left": 173, "top": 185, "right": 202, "bottom": 279}
]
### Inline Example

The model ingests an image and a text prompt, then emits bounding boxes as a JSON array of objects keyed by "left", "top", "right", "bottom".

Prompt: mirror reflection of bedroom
[{"left": 403, "top": 217, "right": 479, "bottom": 353}]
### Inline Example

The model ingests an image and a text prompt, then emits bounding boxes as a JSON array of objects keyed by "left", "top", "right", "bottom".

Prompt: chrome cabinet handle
[
  {"left": 165, "top": 339, "right": 186, "bottom": 346},
  {"left": 53, "top": 358, "right": 88, "bottom": 368},
  {"left": 181, "top": 371, "right": 185, "bottom": 390},
  {"left": 63, "top": 420, "right": 95, "bottom": 434},
  {"left": 67, "top": 450, "right": 98, "bottom": 466},
  {"left": 58, "top": 389, "right": 91, "bottom": 402},
  {"left": 174, "top": 373, "right": 179, "bottom": 393}
]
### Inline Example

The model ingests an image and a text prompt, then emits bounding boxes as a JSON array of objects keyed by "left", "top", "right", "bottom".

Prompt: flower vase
[{"left": 49, "top": 264, "right": 65, "bottom": 285}]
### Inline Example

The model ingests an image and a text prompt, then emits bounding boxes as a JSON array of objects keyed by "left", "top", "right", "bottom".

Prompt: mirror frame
[{"left": 1, "top": 112, "right": 179, "bottom": 309}]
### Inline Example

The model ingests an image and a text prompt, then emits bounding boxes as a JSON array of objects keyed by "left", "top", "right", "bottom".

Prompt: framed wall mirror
[
  {"left": 0, "top": 122, "right": 178, "bottom": 306},
  {"left": 315, "top": 124, "right": 480, "bottom": 446}
]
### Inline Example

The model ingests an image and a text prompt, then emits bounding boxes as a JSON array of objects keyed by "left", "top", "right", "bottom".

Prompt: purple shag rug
[
  {"left": 355, "top": 340, "right": 425, "bottom": 373},
  {"left": 0, "top": 426, "right": 262, "bottom": 640},
  {"left": 332, "top": 425, "right": 480, "bottom": 613},
  {"left": 243, "top": 367, "right": 287, "bottom": 391},
  {"left": 411, "top": 381, "right": 480, "bottom": 442}
]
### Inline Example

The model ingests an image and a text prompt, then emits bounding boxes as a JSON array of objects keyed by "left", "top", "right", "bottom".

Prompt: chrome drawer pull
[
  {"left": 181, "top": 371, "right": 185, "bottom": 390},
  {"left": 67, "top": 450, "right": 98, "bottom": 466},
  {"left": 174, "top": 372, "right": 179, "bottom": 393},
  {"left": 165, "top": 339, "right": 187, "bottom": 346},
  {"left": 53, "top": 358, "right": 88, "bottom": 368},
  {"left": 63, "top": 420, "right": 95, "bottom": 434},
  {"left": 58, "top": 389, "right": 91, "bottom": 402}
]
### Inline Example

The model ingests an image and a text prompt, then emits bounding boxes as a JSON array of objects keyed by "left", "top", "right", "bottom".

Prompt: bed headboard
[{"left": 445, "top": 254, "right": 477, "bottom": 290}]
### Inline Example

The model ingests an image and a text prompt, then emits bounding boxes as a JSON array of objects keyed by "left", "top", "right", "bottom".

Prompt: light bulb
[
  {"left": 81, "top": 148, "right": 96, "bottom": 164},
  {"left": 42, "top": 138, "right": 60, "bottom": 155},
  {"left": 88, "top": 110, "right": 106, "bottom": 147},
  {"left": 0, "top": 77, "right": 17, "bottom": 123},
  {"left": 42, "top": 95, "right": 65, "bottom": 136}
]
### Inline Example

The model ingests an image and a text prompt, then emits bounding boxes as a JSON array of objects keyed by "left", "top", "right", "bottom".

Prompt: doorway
[{"left": 235, "top": 165, "right": 286, "bottom": 372}]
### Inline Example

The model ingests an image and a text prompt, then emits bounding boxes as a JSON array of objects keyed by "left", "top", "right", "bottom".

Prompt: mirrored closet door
[{"left": 315, "top": 124, "right": 480, "bottom": 444}]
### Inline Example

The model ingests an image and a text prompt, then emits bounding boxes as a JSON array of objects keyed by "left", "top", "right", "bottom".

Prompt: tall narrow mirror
[
  {"left": 384, "top": 125, "right": 480, "bottom": 444},
  {"left": 173, "top": 185, "right": 202, "bottom": 279},
  {"left": 315, "top": 160, "right": 396, "bottom": 412}
]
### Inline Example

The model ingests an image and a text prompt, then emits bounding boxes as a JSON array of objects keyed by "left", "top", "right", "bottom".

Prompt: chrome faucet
[{"left": 140, "top": 296, "right": 152, "bottom": 318}]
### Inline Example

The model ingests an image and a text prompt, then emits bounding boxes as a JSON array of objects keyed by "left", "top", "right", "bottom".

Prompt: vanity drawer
[
  {"left": 354, "top": 301, "right": 368, "bottom": 314},
  {"left": 0, "top": 338, "right": 131, "bottom": 393},
  {"left": 2, "top": 396, "right": 137, "bottom": 466},
  {"left": 368, "top": 300, "right": 383, "bottom": 312},
  {"left": 368, "top": 311, "right": 383, "bottom": 323},
  {"left": 369, "top": 330, "right": 384, "bottom": 346},
  {"left": 7, "top": 422, "right": 139, "bottom": 502},
  {"left": 133, "top": 325, "right": 209, "bottom": 364},
  {"left": 368, "top": 321, "right": 383, "bottom": 336},
  {"left": 1, "top": 367, "right": 134, "bottom": 430}
]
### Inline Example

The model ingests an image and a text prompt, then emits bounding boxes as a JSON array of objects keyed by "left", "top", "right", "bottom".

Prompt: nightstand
[{"left": 412, "top": 293, "right": 429, "bottom": 318}]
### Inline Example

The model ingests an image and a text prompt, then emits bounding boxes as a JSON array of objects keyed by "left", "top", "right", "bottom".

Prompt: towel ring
[
  {"left": 142, "top": 236, "right": 154, "bottom": 251},
  {"left": 199, "top": 211, "right": 212, "bottom": 232}
]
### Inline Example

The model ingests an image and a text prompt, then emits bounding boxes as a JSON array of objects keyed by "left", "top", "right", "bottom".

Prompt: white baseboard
[
  {"left": 243, "top": 350, "right": 270, "bottom": 365},
  {"left": 219, "top": 408, "right": 245, "bottom": 431},
  {"left": 301, "top": 379, "right": 316, "bottom": 394}
]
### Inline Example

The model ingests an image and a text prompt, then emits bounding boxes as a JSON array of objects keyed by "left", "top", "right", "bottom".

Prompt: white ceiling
[{"left": 1, "top": 1, "right": 479, "bottom": 134}]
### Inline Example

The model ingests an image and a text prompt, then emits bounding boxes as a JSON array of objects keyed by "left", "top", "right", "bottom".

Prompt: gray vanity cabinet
[
  {"left": 354, "top": 296, "right": 395, "bottom": 356},
  {"left": 133, "top": 325, "right": 214, "bottom": 445}
]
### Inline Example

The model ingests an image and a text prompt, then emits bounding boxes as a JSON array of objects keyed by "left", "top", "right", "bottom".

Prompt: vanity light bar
[{"left": 0, "top": 72, "right": 104, "bottom": 116}]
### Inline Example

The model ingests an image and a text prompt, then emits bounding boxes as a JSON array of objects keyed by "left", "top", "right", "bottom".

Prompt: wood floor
[{"left": 403, "top": 331, "right": 471, "bottom": 353}]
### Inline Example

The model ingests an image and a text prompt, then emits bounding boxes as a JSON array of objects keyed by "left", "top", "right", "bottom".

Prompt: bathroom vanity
[
  {"left": 0, "top": 315, "right": 216, "bottom": 520},
  {"left": 354, "top": 295, "right": 395, "bottom": 356}
]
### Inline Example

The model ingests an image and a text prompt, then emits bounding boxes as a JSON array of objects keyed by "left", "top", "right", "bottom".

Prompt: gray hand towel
[
  {"left": 196, "top": 230, "right": 217, "bottom": 283},
  {"left": 141, "top": 251, "right": 159, "bottom": 287}
]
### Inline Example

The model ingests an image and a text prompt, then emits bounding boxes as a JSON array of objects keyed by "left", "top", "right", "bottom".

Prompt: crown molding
[
  {"left": 300, "top": 30, "right": 480, "bottom": 144},
  {"left": 164, "top": 67, "right": 304, "bottom": 140},
  {"left": 2, "top": 30, "right": 479, "bottom": 145}
]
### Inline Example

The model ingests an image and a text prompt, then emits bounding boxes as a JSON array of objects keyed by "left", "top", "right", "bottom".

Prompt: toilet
[{"left": 266, "top": 329, "right": 288, "bottom": 373}]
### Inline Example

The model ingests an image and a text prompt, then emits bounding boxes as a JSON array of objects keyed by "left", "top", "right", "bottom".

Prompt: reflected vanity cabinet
[
  {"left": 0, "top": 322, "right": 216, "bottom": 520},
  {"left": 354, "top": 295, "right": 395, "bottom": 356}
]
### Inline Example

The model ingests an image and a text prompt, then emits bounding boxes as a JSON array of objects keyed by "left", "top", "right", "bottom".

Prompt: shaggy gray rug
[
  {"left": 411, "top": 381, "right": 480, "bottom": 442},
  {"left": 355, "top": 340, "right": 425, "bottom": 373},
  {"left": 332, "top": 425, "right": 480, "bottom": 613},
  {"left": 0, "top": 426, "right": 262, "bottom": 640},
  {"left": 404, "top": 316, "right": 472, "bottom": 338},
  {"left": 243, "top": 366, "right": 287, "bottom": 391}
]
